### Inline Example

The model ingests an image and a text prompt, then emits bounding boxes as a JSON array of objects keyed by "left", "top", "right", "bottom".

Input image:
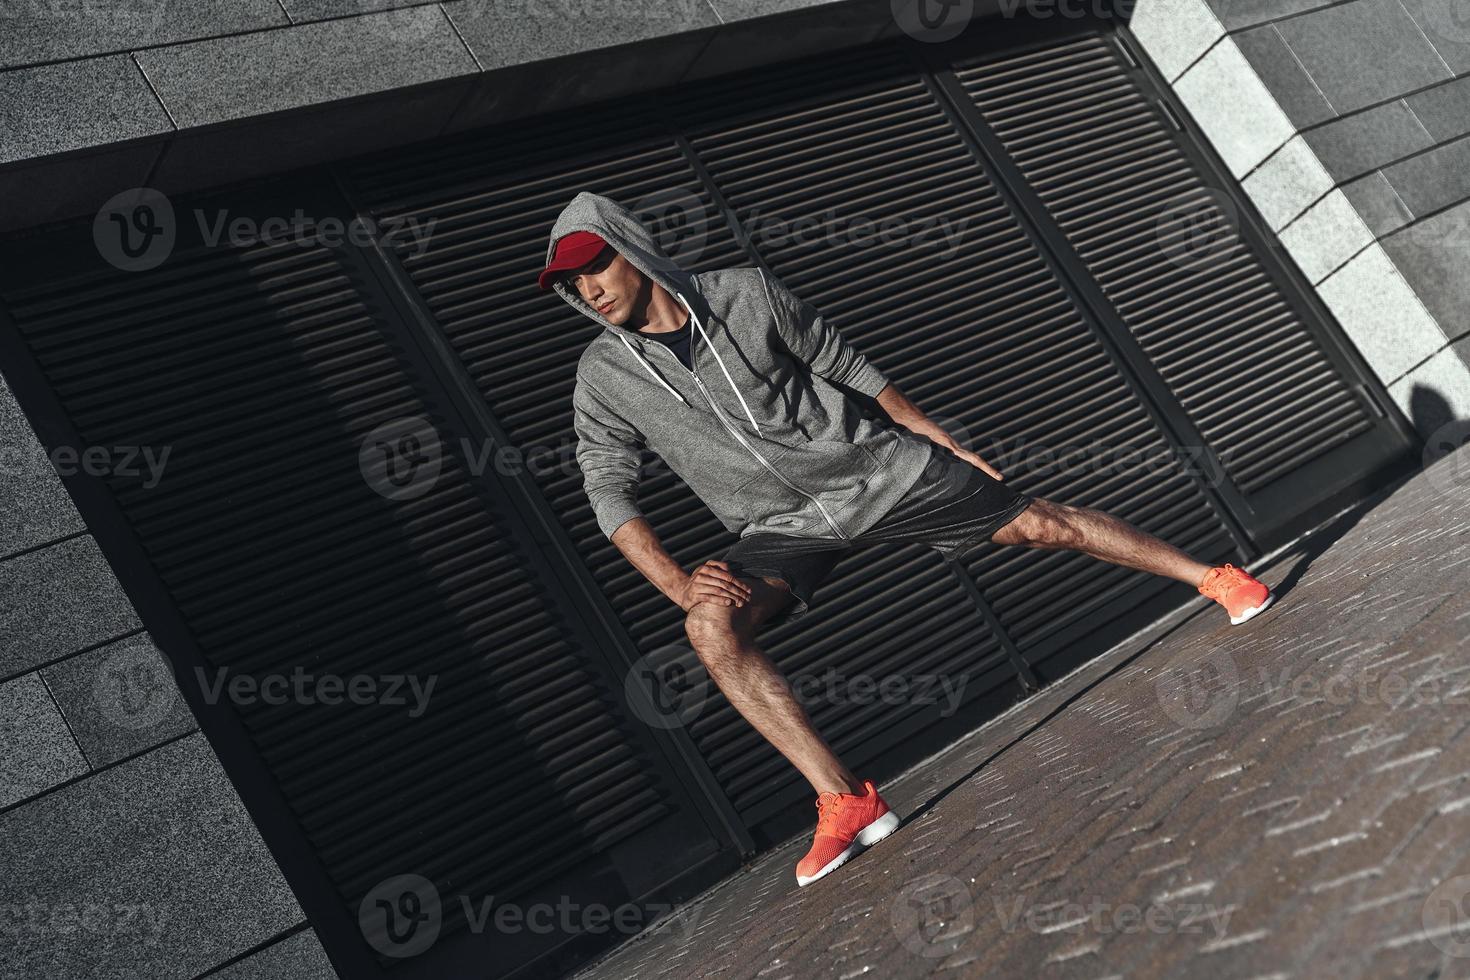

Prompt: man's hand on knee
[{"left": 675, "top": 559, "right": 754, "bottom": 611}]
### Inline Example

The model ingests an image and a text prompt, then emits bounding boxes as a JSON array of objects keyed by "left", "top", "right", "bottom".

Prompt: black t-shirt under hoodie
[{"left": 638, "top": 317, "right": 693, "bottom": 371}]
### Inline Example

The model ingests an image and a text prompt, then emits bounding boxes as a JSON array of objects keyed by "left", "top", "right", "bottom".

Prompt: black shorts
[{"left": 719, "top": 442, "right": 1035, "bottom": 627}]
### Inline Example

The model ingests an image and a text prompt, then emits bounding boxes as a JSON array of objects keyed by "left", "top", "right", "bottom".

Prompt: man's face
[{"left": 563, "top": 245, "right": 647, "bottom": 326}]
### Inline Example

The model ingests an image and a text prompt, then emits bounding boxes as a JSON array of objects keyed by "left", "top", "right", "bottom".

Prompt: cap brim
[{"left": 538, "top": 237, "right": 609, "bottom": 290}]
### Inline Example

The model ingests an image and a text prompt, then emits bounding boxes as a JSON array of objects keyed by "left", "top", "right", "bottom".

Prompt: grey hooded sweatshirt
[{"left": 552, "top": 191, "right": 933, "bottom": 543}]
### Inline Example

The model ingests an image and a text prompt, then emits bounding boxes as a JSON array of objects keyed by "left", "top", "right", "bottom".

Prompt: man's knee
[
  {"left": 682, "top": 575, "right": 790, "bottom": 649},
  {"left": 684, "top": 600, "right": 741, "bottom": 649},
  {"left": 991, "top": 498, "right": 1081, "bottom": 548}
]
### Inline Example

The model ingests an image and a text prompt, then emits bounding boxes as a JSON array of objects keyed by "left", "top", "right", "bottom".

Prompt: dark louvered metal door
[
  {"left": 0, "top": 177, "right": 729, "bottom": 980},
  {"left": 342, "top": 81, "right": 1039, "bottom": 844},
  {"left": 665, "top": 43, "right": 1241, "bottom": 692},
  {"left": 335, "top": 32, "right": 1275, "bottom": 846},
  {"left": 932, "top": 19, "right": 1417, "bottom": 549}
]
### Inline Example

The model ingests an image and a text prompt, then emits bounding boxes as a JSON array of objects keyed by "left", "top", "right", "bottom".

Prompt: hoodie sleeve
[
  {"left": 761, "top": 270, "right": 890, "bottom": 398},
  {"left": 572, "top": 376, "right": 647, "bottom": 541}
]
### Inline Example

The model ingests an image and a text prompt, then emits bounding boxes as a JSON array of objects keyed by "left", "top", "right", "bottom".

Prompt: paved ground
[{"left": 575, "top": 443, "right": 1470, "bottom": 980}]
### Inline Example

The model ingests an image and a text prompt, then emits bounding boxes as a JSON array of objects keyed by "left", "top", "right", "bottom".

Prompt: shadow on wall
[{"left": 1411, "top": 384, "right": 1470, "bottom": 467}]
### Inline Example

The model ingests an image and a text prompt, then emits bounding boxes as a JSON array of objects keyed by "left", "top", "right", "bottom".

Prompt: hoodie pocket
[
  {"left": 725, "top": 443, "right": 819, "bottom": 533},
  {"left": 784, "top": 438, "right": 882, "bottom": 501},
  {"left": 728, "top": 439, "right": 881, "bottom": 534}
]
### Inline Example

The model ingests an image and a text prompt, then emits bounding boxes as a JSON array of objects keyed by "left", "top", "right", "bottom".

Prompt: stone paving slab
[{"left": 575, "top": 443, "right": 1470, "bottom": 980}]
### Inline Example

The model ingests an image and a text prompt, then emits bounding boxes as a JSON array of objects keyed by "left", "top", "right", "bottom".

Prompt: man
[{"left": 541, "top": 191, "right": 1275, "bottom": 887}]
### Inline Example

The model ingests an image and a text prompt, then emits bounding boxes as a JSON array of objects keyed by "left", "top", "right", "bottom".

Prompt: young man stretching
[{"left": 542, "top": 191, "right": 1275, "bottom": 887}]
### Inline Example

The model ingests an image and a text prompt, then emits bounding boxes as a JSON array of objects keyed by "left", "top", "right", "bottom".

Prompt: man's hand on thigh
[
  {"left": 676, "top": 559, "right": 754, "bottom": 611},
  {"left": 687, "top": 574, "right": 794, "bottom": 633}
]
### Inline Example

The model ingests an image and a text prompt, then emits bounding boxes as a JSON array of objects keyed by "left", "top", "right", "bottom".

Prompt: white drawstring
[
  {"left": 612, "top": 288, "right": 764, "bottom": 438},
  {"left": 617, "top": 333, "right": 687, "bottom": 404},
  {"left": 675, "top": 290, "right": 764, "bottom": 438}
]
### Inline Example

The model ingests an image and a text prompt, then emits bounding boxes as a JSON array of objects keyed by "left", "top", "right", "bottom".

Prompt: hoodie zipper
[{"left": 634, "top": 333, "right": 850, "bottom": 540}]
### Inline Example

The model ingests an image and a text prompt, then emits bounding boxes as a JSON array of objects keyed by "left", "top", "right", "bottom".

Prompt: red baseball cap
[{"left": 538, "top": 230, "right": 610, "bottom": 290}]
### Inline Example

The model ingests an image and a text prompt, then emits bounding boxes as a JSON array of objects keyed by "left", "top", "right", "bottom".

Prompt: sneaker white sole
[
  {"left": 1229, "top": 589, "right": 1275, "bottom": 626},
  {"left": 796, "top": 810, "right": 901, "bottom": 887}
]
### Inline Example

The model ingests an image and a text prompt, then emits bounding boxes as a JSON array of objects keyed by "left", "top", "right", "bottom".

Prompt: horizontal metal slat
[{"left": 955, "top": 32, "right": 1375, "bottom": 500}]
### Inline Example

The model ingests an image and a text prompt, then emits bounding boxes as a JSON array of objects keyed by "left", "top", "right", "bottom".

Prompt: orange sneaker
[
  {"left": 1198, "top": 563, "right": 1275, "bottom": 625},
  {"left": 795, "top": 779, "right": 901, "bottom": 887}
]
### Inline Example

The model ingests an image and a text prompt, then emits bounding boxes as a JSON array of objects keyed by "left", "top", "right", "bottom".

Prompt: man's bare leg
[
  {"left": 684, "top": 576, "right": 864, "bottom": 798},
  {"left": 991, "top": 498, "right": 1215, "bottom": 587},
  {"left": 681, "top": 499, "right": 1212, "bottom": 799}
]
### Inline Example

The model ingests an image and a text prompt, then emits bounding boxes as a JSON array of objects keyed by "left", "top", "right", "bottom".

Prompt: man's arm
[
  {"left": 610, "top": 518, "right": 752, "bottom": 611},
  {"left": 875, "top": 383, "right": 1006, "bottom": 482},
  {"left": 761, "top": 270, "right": 890, "bottom": 400},
  {"left": 760, "top": 270, "right": 1004, "bottom": 481},
  {"left": 573, "top": 379, "right": 752, "bottom": 610},
  {"left": 573, "top": 378, "right": 647, "bottom": 539}
]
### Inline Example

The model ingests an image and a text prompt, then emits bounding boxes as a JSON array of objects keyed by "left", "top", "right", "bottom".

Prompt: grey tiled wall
[
  {"left": 1131, "top": 0, "right": 1470, "bottom": 445},
  {"left": 0, "top": 0, "right": 900, "bottom": 232},
  {"left": 0, "top": 372, "right": 326, "bottom": 979}
]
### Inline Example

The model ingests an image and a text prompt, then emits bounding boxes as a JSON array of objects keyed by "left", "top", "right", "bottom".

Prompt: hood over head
[
  {"left": 545, "top": 190, "right": 766, "bottom": 435},
  {"left": 544, "top": 191, "right": 702, "bottom": 339}
]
